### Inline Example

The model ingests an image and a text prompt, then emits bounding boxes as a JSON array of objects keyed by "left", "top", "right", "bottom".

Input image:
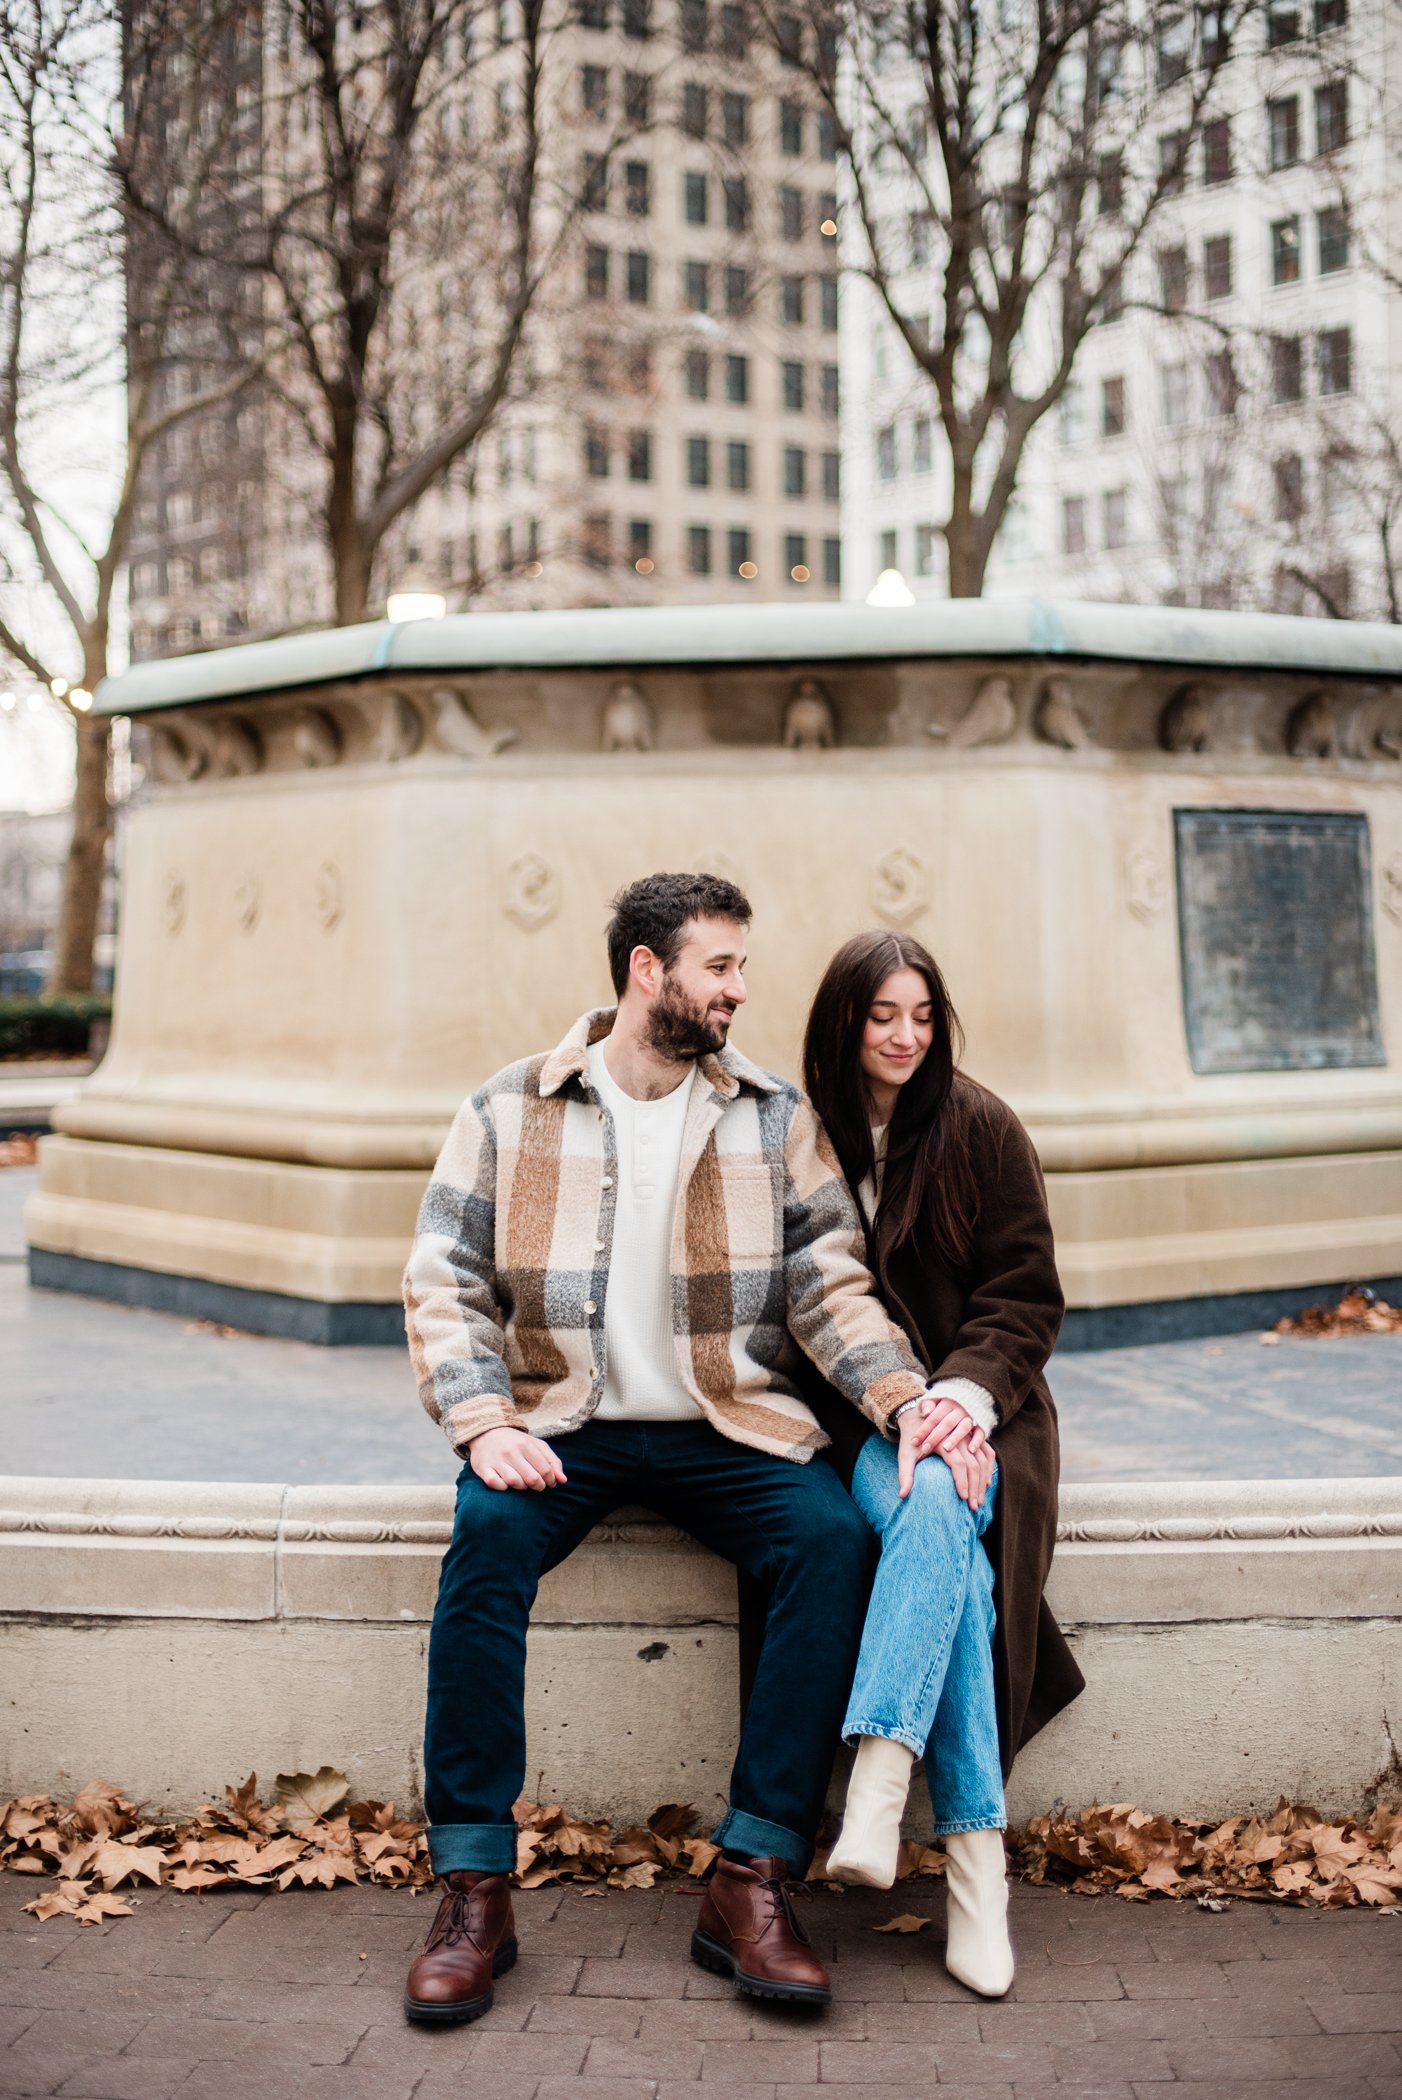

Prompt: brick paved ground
[{"left": 2, "top": 1869, "right": 1398, "bottom": 2100}]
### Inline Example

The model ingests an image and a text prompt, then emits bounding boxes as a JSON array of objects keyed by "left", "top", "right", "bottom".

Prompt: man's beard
[{"left": 643, "top": 973, "right": 733, "bottom": 1060}]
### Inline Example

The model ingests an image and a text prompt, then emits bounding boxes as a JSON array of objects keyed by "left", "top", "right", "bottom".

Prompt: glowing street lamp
[{"left": 865, "top": 568, "right": 916, "bottom": 607}]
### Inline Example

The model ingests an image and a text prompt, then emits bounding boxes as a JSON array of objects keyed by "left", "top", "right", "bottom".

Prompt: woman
[{"left": 801, "top": 930, "right": 1084, "bottom": 1997}]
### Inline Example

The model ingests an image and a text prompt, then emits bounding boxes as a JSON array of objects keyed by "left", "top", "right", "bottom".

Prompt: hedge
[{"left": 0, "top": 995, "right": 112, "bottom": 1061}]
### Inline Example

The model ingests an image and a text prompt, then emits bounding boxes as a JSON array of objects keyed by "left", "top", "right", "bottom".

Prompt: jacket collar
[{"left": 538, "top": 1006, "right": 781, "bottom": 1101}]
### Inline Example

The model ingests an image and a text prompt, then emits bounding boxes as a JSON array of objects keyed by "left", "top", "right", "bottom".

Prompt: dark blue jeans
[{"left": 424, "top": 1419, "right": 873, "bottom": 1878}]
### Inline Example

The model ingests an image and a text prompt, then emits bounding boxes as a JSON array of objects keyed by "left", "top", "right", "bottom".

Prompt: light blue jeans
[{"left": 842, "top": 1431, "right": 1006, "bottom": 1836}]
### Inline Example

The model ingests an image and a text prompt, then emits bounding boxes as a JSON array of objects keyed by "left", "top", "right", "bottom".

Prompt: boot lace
[
  {"left": 757, "top": 1870, "right": 813, "bottom": 1944},
  {"left": 427, "top": 1883, "right": 483, "bottom": 1952}
]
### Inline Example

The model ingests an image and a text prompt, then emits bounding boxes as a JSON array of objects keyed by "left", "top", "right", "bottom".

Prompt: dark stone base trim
[
  {"left": 1057, "top": 1275, "right": 1402, "bottom": 1352},
  {"left": 27, "top": 1249, "right": 404, "bottom": 1346},
  {"left": 28, "top": 1248, "right": 1402, "bottom": 1353}
]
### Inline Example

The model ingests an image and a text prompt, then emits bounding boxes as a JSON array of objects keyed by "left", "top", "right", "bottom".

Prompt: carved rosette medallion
[
  {"left": 233, "top": 871, "right": 260, "bottom": 933},
  {"left": 162, "top": 869, "right": 186, "bottom": 936},
  {"left": 1382, "top": 854, "right": 1402, "bottom": 928},
  {"left": 313, "top": 862, "right": 344, "bottom": 931},
  {"left": 503, "top": 852, "right": 560, "bottom": 932},
  {"left": 870, "top": 847, "right": 929, "bottom": 926},
  {"left": 1124, "top": 847, "right": 1170, "bottom": 924}
]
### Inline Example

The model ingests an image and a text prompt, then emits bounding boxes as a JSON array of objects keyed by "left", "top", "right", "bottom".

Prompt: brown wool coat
[{"left": 801, "top": 1073, "right": 1085, "bottom": 1778}]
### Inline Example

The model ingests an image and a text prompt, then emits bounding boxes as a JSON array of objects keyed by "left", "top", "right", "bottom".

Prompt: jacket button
[
  {"left": 584, "top": 1301, "right": 597, "bottom": 1316},
  {"left": 601, "top": 1176, "right": 613, "bottom": 1189},
  {"left": 594, "top": 1238, "right": 605, "bottom": 1252}
]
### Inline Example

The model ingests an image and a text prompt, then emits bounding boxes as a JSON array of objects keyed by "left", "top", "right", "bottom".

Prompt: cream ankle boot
[
  {"left": 942, "top": 1828, "right": 1014, "bottom": 1996},
  {"left": 825, "top": 1737, "right": 917, "bottom": 1889}
]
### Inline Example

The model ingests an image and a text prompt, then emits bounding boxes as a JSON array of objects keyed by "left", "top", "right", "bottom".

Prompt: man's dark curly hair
[{"left": 606, "top": 872, "right": 752, "bottom": 997}]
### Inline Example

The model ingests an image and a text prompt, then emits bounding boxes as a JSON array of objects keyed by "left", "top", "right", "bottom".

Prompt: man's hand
[
  {"left": 469, "top": 1425, "right": 567, "bottom": 1491},
  {"left": 897, "top": 1397, "right": 994, "bottom": 1509}
]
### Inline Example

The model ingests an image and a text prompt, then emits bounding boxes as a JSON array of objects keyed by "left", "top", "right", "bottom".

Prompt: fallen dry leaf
[
  {"left": 874, "top": 1913, "right": 930, "bottom": 1933},
  {"left": 274, "top": 1768, "right": 350, "bottom": 1833},
  {"left": 1274, "top": 1290, "right": 1402, "bottom": 1338}
]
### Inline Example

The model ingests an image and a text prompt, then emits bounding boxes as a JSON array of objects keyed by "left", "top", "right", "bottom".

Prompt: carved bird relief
[
  {"left": 927, "top": 675, "right": 1017, "bottom": 749},
  {"left": 380, "top": 692, "right": 425, "bottom": 763},
  {"left": 211, "top": 717, "right": 263, "bottom": 777},
  {"left": 1285, "top": 691, "right": 1335, "bottom": 760},
  {"left": 149, "top": 721, "right": 208, "bottom": 784},
  {"left": 1158, "top": 684, "right": 1212, "bottom": 754},
  {"left": 1033, "top": 678, "right": 1090, "bottom": 750},
  {"left": 783, "top": 678, "right": 837, "bottom": 750},
  {"left": 291, "top": 707, "right": 343, "bottom": 769},
  {"left": 432, "top": 685, "right": 517, "bottom": 759},
  {"left": 602, "top": 680, "right": 655, "bottom": 751}
]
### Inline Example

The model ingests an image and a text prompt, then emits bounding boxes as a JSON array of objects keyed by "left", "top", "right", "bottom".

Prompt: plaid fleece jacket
[{"left": 404, "top": 1007, "right": 928, "bottom": 1463}]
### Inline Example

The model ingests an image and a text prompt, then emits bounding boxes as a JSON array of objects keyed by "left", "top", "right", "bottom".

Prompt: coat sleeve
[
  {"left": 402, "top": 1089, "right": 526, "bottom": 1453},
  {"left": 780, "top": 1095, "right": 927, "bottom": 1432},
  {"left": 934, "top": 1098, "right": 1064, "bottom": 1427}
]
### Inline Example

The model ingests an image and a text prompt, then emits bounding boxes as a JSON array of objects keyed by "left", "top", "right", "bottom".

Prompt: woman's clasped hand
[{"left": 898, "top": 1396, "right": 996, "bottom": 1505}]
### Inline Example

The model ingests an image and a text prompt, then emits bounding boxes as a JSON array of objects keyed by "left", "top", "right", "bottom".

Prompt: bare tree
[
  {"left": 0, "top": 0, "right": 264, "bottom": 992},
  {"left": 766, "top": 0, "right": 1255, "bottom": 596}
]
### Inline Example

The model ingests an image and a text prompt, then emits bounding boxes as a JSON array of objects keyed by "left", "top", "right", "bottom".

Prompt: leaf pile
[
  {"left": 516, "top": 1799, "right": 722, "bottom": 1891},
  {"left": 1271, "top": 1289, "right": 1402, "bottom": 1338},
  {"left": 1009, "top": 1798, "right": 1402, "bottom": 1908},
  {"left": 0, "top": 1134, "right": 38, "bottom": 1168}
]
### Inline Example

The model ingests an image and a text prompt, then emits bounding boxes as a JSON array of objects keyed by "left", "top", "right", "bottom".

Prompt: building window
[
  {"left": 1155, "top": 14, "right": 1189, "bottom": 86},
  {"left": 1318, "top": 326, "right": 1351, "bottom": 395},
  {"left": 1201, "top": 4, "right": 1230, "bottom": 65},
  {"left": 626, "top": 249, "right": 650, "bottom": 302},
  {"left": 1315, "top": 80, "right": 1348, "bottom": 155},
  {"left": 581, "top": 63, "right": 608, "bottom": 115},
  {"left": 725, "top": 354, "right": 749, "bottom": 405},
  {"left": 823, "top": 536, "right": 841, "bottom": 586},
  {"left": 1102, "top": 488, "right": 1129, "bottom": 548},
  {"left": 1266, "top": 0, "right": 1299, "bottom": 45},
  {"left": 687, "top": 523, "right": 711, "bottom": 574},
  {"left": 681, "top": 0, "right": 707, "bottom": 50},
  {"left": 818, "top": 277, "right": 838, "bottom": 332},
  {"left": 627, "top": 429, "right": 652, "bottom": 481},
  {"left": 1097, "top": 152, "right": 1123, "bottom": 216},
  {"left": 1273, "top": 454, "right": 1305, "bottom": 523},
  {"left": 585, "top": 244, "right": 608, "bottom": 297},
  {"left": 785, "top": 532, "right": 809, "bottom": 581},
  {"left": 1202, "top": 119, "right": 1232, "bottom": 186},
  {"left": 1160, "top": 363, "right": 1189, "bottom": 427},
  {"left": 718, "top": 2, "right": 746, "bottom": 55},
  {"left": 723, "top": 176, "right": 750, "bottom": 230},
  {"left": 685, "top": 348, "right": 710, "bottom": 399},
  {"left": 629, "top": 518, "right": 653, "bottom": 566},
  {"left": 780, "top": 185, "right": 804, "bottom": 240},
  {"left": 585, "top": 426, "right": 610, "bottom": 477},
  {"left": 583, "top": 512, "right": 612, "bottom": 568},
  {"left": 622, "top": 0, "right": 650, "bottom": 34},
  {"left": 684, "top": 259, "right": 710, "bottom": 311},
  {"left": 624, "top": 160, "right": 650, "bottom": 215},
  {"left": 820, "top": 363, "right": 838, "bottom": 417},
  {"left": 726, "top": 439, "right": 750, "bottom": 491},
  {"left": 876, "top": 425, "right": 897, "bottom": 480},
  {"left": 780, "top": 275, "right": 804, "bottom": 324},
  {"left": 684, "top": 170, "right": 708, "bottom": 224},
  {"left": 722, "top": 91, "right": 748, "bottom": 145},
  {"left": 1315, "top": 0, "right": 1346, "bottom": 26},
  {"left": 1268, "top": 96, "right": 1299, "bottom": 170},
  {"left": 1271, "top": 216, "right": 1301, "bottom": 286},
  {"left": 1318, "top": 206, "right": 1350, "bottom": 274},
  {"left": 1204, "top": 233, "right": 1233, "bottom": 301},
  {"left": 1159, "top": 245, "right": 1188, "bottom": 312},
  {"left": 784, "top": 445, "right": 806, "bottom": 498},
  {"left": 728, "top": 526, "right": 752, "bottom": 574},
  {"left": 1098, "top": 271, "right": 1124, "bottom": 324},
  {"left": 578, "top": 0, "right": 608, "bottom": 27},
  {"left": 687, "top": 435, "right": 711, "bottom": 487},
  {"left": 780, "top": 99, "right": 802, "bottom": 154},
  {"left": 821, "top": 450, "right": 840, "bottom": 502},
  {"left": 681, "top": 81, "right": 707, "bottom": 137},
  {"left": 1206, "top": 349, "right": 1239, "bottom": 417},
  {"left": 775, "top": 11, "right": 801, "bottom": 65},
  {"left": 1272, "top": 334, "right": 1303, "bottom": 402},
  {"left": 725, "top": 265, "right": 751, "bottom": 316},
  {"left": 581, "top": 152, "right": 608, "bottom": 212},
  {"left": 911, "top": 416, "right": 932, "bottom": 473},
  {"left": 1062, "top": 495, "right": 1087, "bottom": 556},
  {"left": 1158, "top": 132, "right": 1186, "bottom": 194},
  {"left": 1101, "top": 375, "right": 1126, "bottom": 438},
  {"left": 624, "top": 70, "right": 650, "bottom": 124},
  {"left": 817, "top": 110, "right": 836, "bottom": 161},
  {"left": 913, "top": 523, "right": 936, "bottom": 577}
]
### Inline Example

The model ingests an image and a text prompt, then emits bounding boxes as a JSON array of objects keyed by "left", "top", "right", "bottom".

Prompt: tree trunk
[
  {"left": 46, "top": 710, "right": 112, "bottom": 996},
  {"left": 333, "top": 530, "right": 373, "bottom": 625}
]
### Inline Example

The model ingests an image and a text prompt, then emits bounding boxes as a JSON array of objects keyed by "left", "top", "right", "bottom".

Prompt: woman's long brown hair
[{"left": 802, "top": 930, "right": 978, "bottom": 1271}]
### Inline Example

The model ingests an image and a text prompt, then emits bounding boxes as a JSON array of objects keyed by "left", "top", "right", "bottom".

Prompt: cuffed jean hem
[
  {"left": 932, "top": 1812, "right": 1007, "bottom": 1837},
  {"left": 427, "top": 1822, "right": 520, "bottom": 1876},
  {"left": 841, "top": 1719, "right": 927, "bottom": 1757},
  {"left": 712, "top": 1806, "right": 811, "bottom": 1877}
]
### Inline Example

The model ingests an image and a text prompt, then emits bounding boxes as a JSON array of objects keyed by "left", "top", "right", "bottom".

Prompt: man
[{"left": 401, "top": 871, "right": 930, "bottom": 2024}]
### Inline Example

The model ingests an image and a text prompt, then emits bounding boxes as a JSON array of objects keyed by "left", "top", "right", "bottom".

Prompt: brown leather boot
[
  {"left": 692, "top": 1855, "right": 831, "bottom": 2006},
  {"left": 403, "top": 1870, "right": 517, "bottom": 2025}
]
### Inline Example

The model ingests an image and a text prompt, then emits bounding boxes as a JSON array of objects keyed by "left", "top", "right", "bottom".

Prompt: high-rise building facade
[
  {"left": 125, "top": 0, "right": 845, "bottom": 660},
  {"left": 842, "top": 0, "right": 1401, "bottom": 621}
]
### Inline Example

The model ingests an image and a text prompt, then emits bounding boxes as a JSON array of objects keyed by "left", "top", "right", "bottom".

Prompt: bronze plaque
[{"left": 1175, "top": 809, "right": 1384, "bottom": 1074}]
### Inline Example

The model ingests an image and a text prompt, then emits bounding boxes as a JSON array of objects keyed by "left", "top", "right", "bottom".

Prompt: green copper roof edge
[{"left": 94, "top": 597, "right": 1402, "bottom": 718}]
